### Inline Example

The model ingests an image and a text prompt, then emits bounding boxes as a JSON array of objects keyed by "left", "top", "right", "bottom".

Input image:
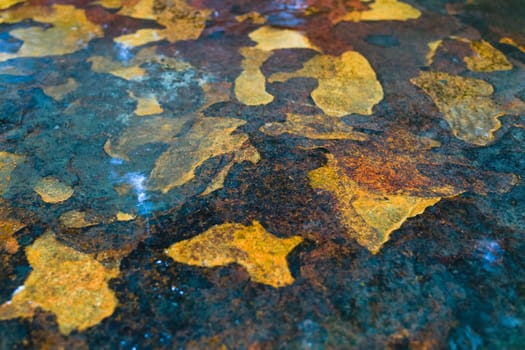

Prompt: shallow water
[{"left": 0, "top": 0, "right": 524, "bottom": 348}]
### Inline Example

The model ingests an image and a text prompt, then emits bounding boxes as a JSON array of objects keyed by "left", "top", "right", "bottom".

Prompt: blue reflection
[
  {"left": 115, "top": 42, "right": 134, "bottom": 63},
  {"left": 474, "top": 240, "right": 504, "bottom": 272}
]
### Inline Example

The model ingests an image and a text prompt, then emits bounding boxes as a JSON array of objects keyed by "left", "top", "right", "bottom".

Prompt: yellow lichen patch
[
  {"left": 269, "top": 51, "right": 384, "bottom": 117},
  {"left": 308, "top": 154, "right": 443, "bottom": 253},
  {"left": 89, "top": 47, "right": 191, "bottom": 80},
  {"left": 114, "top": 29, "right": 165, "bottom": 48},
  {"left": 115, "top": 0, "right": 211, "bottom": 47},
  {"left": 116, "top": 212, "right": 135, "bottom": 221},
  {"left": 42, "top": 78, "right": 78, "bottom": 101},
  {"left": 201, "top": 82, "right": 232, "bottom": 109},
  {"left": 92, "top": 0, "right": 122, "bottom": 9},
  {"left": 457, "top": 38, "right": 513, "bottom": 72},
  {"left": 235, "top": 11, "right": 266, "bottom": 24},
  {"left": 500, "top": 37, "right": 525, "bottom": 54},
  {"left": 352, "top": 194, "right": 440, "bottom": 252},
  {"left": 234, "top": 47, "right": 274, "bottom": 105},
  {"left": 165, "top": 221, "right": 303, "bottom": 287},
  {"left": 410, "top": 71, "right": 504, "bottom": 146},
  {"left": 0, "top": 0, "right": 24, "bottom": 10},
  {"left": 34, "top": 177, "right": 74, "bottom": 203},
  {"left": 336, "top": 0, "right": 421, "bottom": 23},
  {"left": 107, "top": 114, "right": 259, "bottom": 194},
  {"left": 234, "top": 27, "right": 320, "bottom": 106},
  {"left": 0, "top": 5, "right": 103, "bottom": 62},
  {"left": 260, "top": 113, "right": 368, "bottom": 140},
  {"left": 104, "top": 115, "right": 193, "bottom": 161},
  {"left": 0, "top": 231, "right": 118, "bottom": 335},
  {"left": 0, "top": 152, "right": 22, "bottom": 195},
  {"left": 129, "top": 91, "right": 163, "bottom": 116},
  {"left": 426, "top": 39, "right": 443, "bottom": 66},
  {"left": 249, "top": 26, "right": 321, "bottom": 52},
  {"left": 0, "top": 209, "right": 25, "bottom": 254},
  {"left": 149, "top": 117, "right": 257, "bottom": 193},
  {"left": 111, "top": 66, "right": 147, "bottom": 81},
  {"left": 201, "top": 143, "right": 260, "bottom": 196},
  {"left": 88, "top": 56, "right": 146, "bottom": 81},
  {"left": 59, "top": 210, "right": 101, "bottom": 229}
]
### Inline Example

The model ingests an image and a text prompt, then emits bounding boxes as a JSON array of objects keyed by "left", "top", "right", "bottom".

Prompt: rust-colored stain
[
  {"left": 0, "top": 232, "right": 118, "bottom": 335},
  {"left": 309, "top": 153, "right": 449, "bottom": 253},
  {"left": 165, "top": 221, "right": 303, "bottom": 287}
]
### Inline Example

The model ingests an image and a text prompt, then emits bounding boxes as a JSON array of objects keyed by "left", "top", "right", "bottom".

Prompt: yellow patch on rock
[
  {"left": 42, "top": 78, "right": 78, "bottom": 101},
  {"left": 0, "top": 231, "right": 118, "bottom": 335},
  {"left": 234, "top": 47, "right": 274, "bottom": 105},
  {"left": 0, "top": 208, "right": 25, "bottom": 254},
  {"left": 426, "top": 39, "right": 443, "bottom": 66},
  {"left": 455, "top": 37, "right": 512, "bottom": 72},
  {"left": 201, "top": 143, "right": 260, "bottom": 196},
  {"left": 149, "top": 117, "right": 258, "bottom": 193},
  {"left": 34, "top": 177, "right": 74, "bottom": 203},
  {"left": 92, "top": 0, "right": 122, "bottom": 9},
  {"left": 0, "top": 5, "right": 103, "bottom": 62},
  {"left": 234, "top": 26, "right": 320, "bottom": 106},
  {"left": 260, "top": 113, "right": 368, "bottom": 140},
  {"left": 116, "top": 211, "right": 135, "bottom": 221},
  {"left": 104, "top": 115, "right": 192, "bottom": 161},
  {"left": 269, "top": 51, "right": 384, "bottom": 116},
  {"left": 165, "top": 221, "right": 303, "bottom": 287},
  {"left": 106, "top": 116, "right": 259, "bottom": 194},
  {"left": 114, "top": 29, "right": 165, "bottom": 47},
  {"left": 106, "top": 79, "right": 257, "bottom": 194},
  {"left": 308, "top": 154, "right": 442, "bottom": 253},
  {"left": 249, "top": 26, "right": 321, "bottom": 52},
  {"left": 89, "top": 47, "right": 191, "bottom": 80},
  {"left": 337, "top": 0, "right": 421, "bottom": 23},
  {"left": 0, "top": 0, "right": 25, "bottom": 10},
  {"left": 500, "top": 37, "right": 525, "bottom": 54},
  {"left": 59, "top": 210, "right": 101, "bottom": 229},
  {"left": 427, "top": 37, "right": 512, "bottom": 72},
  {"left": 129, "top": 91, "right": 163, "bottom": 116},
  {"left": 115, "top": 0, "right": 211, "bottom": 47},
  {"left": 88, "top": 56, "right": 146, "bottom": 81},
  {"left": 411, "top": 71, "right": 504, "bottom": 146},
  {"left": 0, "top": 152, "right": 22, "bottom": 195},
  {"left": 235, "top": 11, "right": 266, "bottom": 24}
]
